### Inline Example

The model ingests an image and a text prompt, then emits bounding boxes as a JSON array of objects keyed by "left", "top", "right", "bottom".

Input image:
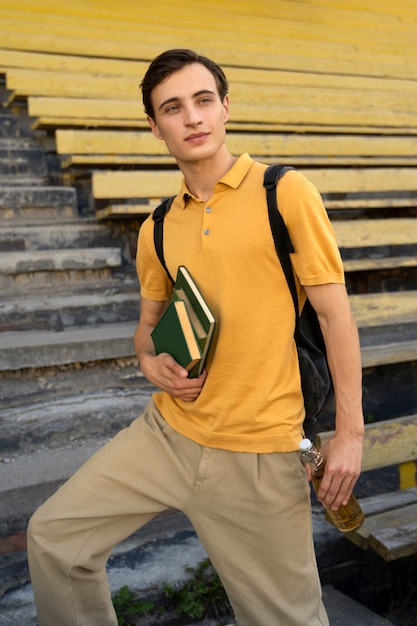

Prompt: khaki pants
[{"left": 27, "top": 399, "right": 329, "bottom": 626}]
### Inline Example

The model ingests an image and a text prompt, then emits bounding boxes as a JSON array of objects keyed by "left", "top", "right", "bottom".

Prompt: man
[{"left": 28, "top": 49, "right": 364, "bottom": 625}]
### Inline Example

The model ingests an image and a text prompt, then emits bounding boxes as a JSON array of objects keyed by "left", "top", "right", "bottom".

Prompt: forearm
[
  {"left": 305, "top": 283, "right": 364, "bottom": 508},
  {"left": 320, "top": 308, "right": 365, "bottom": 439},
  {"left": 134, "top": 320, "right": 158, "bottom": 375}
]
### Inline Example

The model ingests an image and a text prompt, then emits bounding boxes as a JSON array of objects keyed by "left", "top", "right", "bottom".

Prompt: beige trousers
[{"left": 27, "top": 399, "right": 329, "bottom": 626}]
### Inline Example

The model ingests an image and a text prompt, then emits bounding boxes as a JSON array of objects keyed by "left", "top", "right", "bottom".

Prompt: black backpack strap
[
  {"left": 152, "top": 196, "right": 176, "bottom": 284},
  {"left": 263, "top": 164, "right": 300, "bottom": 338}
]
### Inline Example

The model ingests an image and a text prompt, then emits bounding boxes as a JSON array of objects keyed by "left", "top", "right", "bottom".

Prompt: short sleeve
[
  {"left": 277, "top": 170, "right": 345, "bottom": 286},
  {"left": 136, "top": 215, "right": 173, "bottom": 301}
]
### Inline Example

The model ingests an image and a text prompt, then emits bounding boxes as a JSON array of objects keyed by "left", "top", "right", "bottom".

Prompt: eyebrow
[{"left": 158, "top": 89, "right": 217, "bottom": 112}]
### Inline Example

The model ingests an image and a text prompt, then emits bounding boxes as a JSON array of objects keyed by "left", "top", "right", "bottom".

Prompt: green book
[
  {"left": 172, "top": 266, "right": 216, "bottom": 377},
  {"left": 151, "top": 299, "right": 202, "bottom": 374}
]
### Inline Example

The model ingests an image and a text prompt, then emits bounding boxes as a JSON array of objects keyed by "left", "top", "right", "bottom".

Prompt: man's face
[{"left": 147, "top": 63, "right": 230, "bottom": 164}]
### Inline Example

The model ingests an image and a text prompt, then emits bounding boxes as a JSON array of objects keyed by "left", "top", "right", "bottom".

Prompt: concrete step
[
  {"left": 0, "top": 113, "right": 18, "bottom": 138},
  {"left": 0, "top": 367, "right": 153, "bottom": 534},
  {"left": 0, "top": 320, "right": 137, "bottom": 371},
  {"left": 0, "top": 368, "right": 151, "bottom": 455},
  {"left": 0, "top": 288, "right": 140, "bottom": 332},
  {"left": 0, "top": 137, "right": 34, "bottom": 149},
  {"left": 0, "top": 390, "right": 154, "bottom": 533},
  {"left": 0, "top": 144, "right": 47, "bottom": 178},
  {"left": 0, "top": 175, "right": 46, "bottom": 187},
  {"left": 0, "top": 220, "right": 122, "bottom": 251},
  {"left": 0, "top": 247, "right": 122, "bottom": 288},
  {"left": 0, "top": 185, "right": 77, "bottom": 222},
  {"left": 0, "top": 437, "right": 108, "bottom": 536}
]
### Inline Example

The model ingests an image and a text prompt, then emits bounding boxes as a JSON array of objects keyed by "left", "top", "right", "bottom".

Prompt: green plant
[
  {"left": 112, "top": 585, "right": 155, "bottom": 625},
  {"left": 163, "top": 558, "right": 231, "bottom": 620}
]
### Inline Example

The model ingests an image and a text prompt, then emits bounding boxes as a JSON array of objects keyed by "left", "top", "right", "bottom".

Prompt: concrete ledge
[
  {"left": 0, "top": 221, "right": 120, "bottom": 251},
  {"left": 322, "top": 586, "right": 394, "bottom": 625},
  {"left": 0, "top": 321, "right": 137, "bottom": 370},
  {"left": 0, "top": 186, "right": 77, "bottom": 221},
  {"left": 0, "top": 439, "right": 106, "bottom": 535},
  {"left": 0, "top": 290, "right": 139, "bottom": 332},
  {"left": 0, "top": 247, "right": 122, "bottom": 274}
]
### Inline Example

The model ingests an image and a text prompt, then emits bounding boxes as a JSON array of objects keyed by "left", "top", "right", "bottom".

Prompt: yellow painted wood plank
[
  {"left": 91, "top": 168, "right": 417, "bottom": 199},
  {"left": 317, "top": 414, "right": 417, "bottom": 472},
  {"left": 36, "top": 118, "right": 417, "bottom": 136},
  {"left": 28, "top": 97, "right": 417, "bottom": 130},
  {"left": 349, "top": 290, "right": 417, "bottom": 328},
  {"left": 32, "top": 116, "right": 148, "bottom": 130},
  {"left": 28, "top": 97, "right": 146, "bottom": 122},
  {"left": 2, "top": 0, "right": 415, "bottom": 29},
  {"left": 302, "top": 168, "right": 417, "bottom": 193},
  {"left": 1, "top": 6, "right": 416, "bottom": 55},
  {"left": 1, "top": 19, "right": 416, "bottom": 80},
  {"left": 399, "top": 461, "right": 417, "bottom": 489},
  {"left": 63, "top": 154, "right": 417, "bottom": 168},
  {"left": 0, "top": 30, "right": 413, "bottom": 82},
  {"left": 333, "top": 218, "right": 417, "bottom": 248},
  {"left": 325, "top": 198, "right": 417, "bottom": 210},
  {"left": 62, "top": 155, "right": 175, "bottom": 167},
  {"left": 343, "top": 256, "right": 417, "bottom": 273},
  {"left": 96, "top": 203, "right": 160, "bottom": 220},
  {"left": 2, "top": 49, "right": 416, "bottom": 96},
  {"left": 92, "top": 170, "right": 182, "bottom": 199},
  {"left": 55, "top": 129, "right": 417, "bottom": 158},
  {"left": 56, "top": 130, "right": 169, "bottom": 157},
  {"left": 361, "top": 340, "right": 417, "bottom": 368},
  {"left": 2, "top": 8, "right": 415, "bottom": 51},
  {"left": 1, "top": 0, "right": 415, "bottom": 29},
  {"left": 37, "top": 114, "right": 336, "bottom": 134},
  {"left": 230, "top": 104, "right": 417, "bottom": 130},
  {"left": 0, "top": 48, "right": 148, "bottom": 77},
  {"left": 7, "top": 70, "right": 417, "bottom": 119}
]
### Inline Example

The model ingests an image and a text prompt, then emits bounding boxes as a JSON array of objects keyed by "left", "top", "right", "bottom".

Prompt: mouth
[{"left": 185, "top": 132, "right": 209, "bottom": 143}]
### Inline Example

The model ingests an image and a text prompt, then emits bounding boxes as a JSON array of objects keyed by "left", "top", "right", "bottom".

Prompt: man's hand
[
  {"left": 134, "top": 296, "right": 207, "bottom": 401},
  {"left": 309, "top": 434, "right": 363, "bottom": 510},
  {"left": 140, "top": 351, "right": 207, "bottom": 401}
]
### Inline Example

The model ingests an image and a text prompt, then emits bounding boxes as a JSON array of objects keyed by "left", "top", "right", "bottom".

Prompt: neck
[{"left": 179, "top": 148, "right": 237, "bottom": 201}]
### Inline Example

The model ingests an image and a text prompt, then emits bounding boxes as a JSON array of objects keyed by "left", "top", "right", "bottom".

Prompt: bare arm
[
  {"left": 134, "top": 297, "right": 206, "bottom": 401},
  {"left": 304, "top": 283, "right": 365, "bottom": 510}
]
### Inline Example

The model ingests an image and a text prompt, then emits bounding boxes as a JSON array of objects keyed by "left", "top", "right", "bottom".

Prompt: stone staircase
[{"left": 0, "top": 105, "right": 155, "bottom": 562}]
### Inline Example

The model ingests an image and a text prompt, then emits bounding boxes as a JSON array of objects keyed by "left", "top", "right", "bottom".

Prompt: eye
[
  {"left": 165, "top": 104, "right": 181, "bottom": 114},
  {"left": 198, "top": 96, "right": 213, "bottom": 106}
]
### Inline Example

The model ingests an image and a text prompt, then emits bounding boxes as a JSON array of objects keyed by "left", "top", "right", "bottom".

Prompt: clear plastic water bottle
[{"left": 299, "top": 438, "right": 365, "bottom": 533}]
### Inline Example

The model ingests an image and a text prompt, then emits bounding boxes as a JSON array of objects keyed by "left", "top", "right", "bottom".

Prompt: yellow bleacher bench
[{"left": 55, "top": 129, "right": 417, "bottom": 168}]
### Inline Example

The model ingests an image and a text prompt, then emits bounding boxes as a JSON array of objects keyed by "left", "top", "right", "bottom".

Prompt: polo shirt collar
[{"left": 178, "top": 153, "right": 254, "bottom": 209}]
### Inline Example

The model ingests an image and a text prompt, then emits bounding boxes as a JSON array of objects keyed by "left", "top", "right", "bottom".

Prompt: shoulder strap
[
  {"left": 263, "top": 164, "right": 300, "bottom": 338},
  {"left": 152, "top": 195, "right": 176, "bottom": 284}
]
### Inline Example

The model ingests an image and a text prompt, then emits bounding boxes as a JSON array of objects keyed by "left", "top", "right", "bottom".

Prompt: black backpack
[{"left": 152, "top": 164, "right": 334, "bottom": 425}]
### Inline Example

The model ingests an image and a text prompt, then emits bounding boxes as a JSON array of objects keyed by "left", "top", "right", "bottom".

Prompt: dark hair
[{"left": 140, "top": 49, "right": 229, "bottom": 119}]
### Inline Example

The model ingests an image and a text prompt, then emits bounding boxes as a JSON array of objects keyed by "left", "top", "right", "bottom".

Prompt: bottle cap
[{"left": 299, "top": 438, "right": 313, "bottom": 452}]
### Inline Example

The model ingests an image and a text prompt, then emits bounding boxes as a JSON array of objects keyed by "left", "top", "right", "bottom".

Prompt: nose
[{"left": 184, "top": 105, "right": 202, "bottom": 127}]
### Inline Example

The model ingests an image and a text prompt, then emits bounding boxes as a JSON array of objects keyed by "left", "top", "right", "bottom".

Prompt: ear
[
  {"left": 222, "top": 95, "right": 230, "bottom": 124},
  {"left": 147, "top": 116, "right": 164, "bottom": 140}
]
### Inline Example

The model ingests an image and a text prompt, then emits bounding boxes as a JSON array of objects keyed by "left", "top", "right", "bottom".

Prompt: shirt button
[
  {"left": 205, "top": 207, "right": 212, "bottom": 213},
  {"left": 203, "top": 229, "right": 210, "bottom": 235}
]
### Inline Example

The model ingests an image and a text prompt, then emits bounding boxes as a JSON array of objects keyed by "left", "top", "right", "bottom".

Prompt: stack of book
[{"left": 151, "top": 266, "right": 216, "bottom": 377}]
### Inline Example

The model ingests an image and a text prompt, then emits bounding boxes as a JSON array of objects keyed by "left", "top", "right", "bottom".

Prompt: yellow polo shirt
[{"left": 137, "top": 154, "right": 344, "bottom": 452}]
